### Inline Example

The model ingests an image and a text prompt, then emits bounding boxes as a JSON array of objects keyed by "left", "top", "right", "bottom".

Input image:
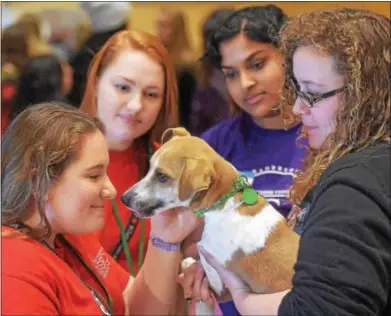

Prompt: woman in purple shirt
[
  {"left": 200, "top": 4, "right": 306, "bottom": 218},
  {"left": 177, "top": 5, "right": 307, "bottom": 316}
]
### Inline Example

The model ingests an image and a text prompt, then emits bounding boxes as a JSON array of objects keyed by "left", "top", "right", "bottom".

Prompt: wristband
[{"left": 150, "top": 235, "right": 181, "bottom": 251}]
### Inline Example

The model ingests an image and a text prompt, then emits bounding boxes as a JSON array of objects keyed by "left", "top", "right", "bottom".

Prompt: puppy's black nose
[{"left": 120, "top": 194, "right": 132, "bottom": 207}]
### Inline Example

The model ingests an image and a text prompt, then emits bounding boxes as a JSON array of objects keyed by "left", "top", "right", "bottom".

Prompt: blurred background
[
  {"left": 3, "top": 1, "right": 390, "bottom": 57},
  {"left": 1, "top": 1, "right": 390, "bottom": 135}
]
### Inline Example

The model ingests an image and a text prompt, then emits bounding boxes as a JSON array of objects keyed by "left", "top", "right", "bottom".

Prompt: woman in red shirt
[
  {"left": 80, "top": 30, "right": 179, "bottom": 275},
  {"left": 2, "top": 102, "right": 198, "bottom": 315}
]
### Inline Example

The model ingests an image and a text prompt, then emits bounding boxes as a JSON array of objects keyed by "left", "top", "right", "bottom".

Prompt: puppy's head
[{"left": 121, "top": 128, "right": 217, "bottom": 218}]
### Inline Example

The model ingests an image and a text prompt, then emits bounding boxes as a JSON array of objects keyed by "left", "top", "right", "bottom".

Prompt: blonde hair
[
  {"left": 18, "top": 13, "right": 54, "bottom": 57},
  {"left": 157, "top": 8, "right": 196, "bottom": 66}
]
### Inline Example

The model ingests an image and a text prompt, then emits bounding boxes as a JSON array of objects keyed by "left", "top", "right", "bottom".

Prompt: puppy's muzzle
[
  {"left": 121, "top": 191, "right": 164, "bottom": 218},
  {"left": 120, "top": 191, "right": 135, "bottom": 208}
]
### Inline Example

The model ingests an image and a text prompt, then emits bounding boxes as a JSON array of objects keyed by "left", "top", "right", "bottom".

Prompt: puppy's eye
[{"left": 156, "top": 172, "right": 170, "bottom": 183}]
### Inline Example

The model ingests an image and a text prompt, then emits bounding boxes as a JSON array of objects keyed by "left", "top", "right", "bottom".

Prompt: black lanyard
[{"left": 43, "top": 235, "right": 114, "bottom": 315}]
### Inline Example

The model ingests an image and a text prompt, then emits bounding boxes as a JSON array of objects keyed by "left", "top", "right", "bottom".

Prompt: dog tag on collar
[{"left": 242, "top": 188, "right": 258, "bottom": 205}]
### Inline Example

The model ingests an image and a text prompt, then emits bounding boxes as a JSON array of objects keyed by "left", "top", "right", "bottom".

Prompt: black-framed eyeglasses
[{"left": 290, "top": 78, "right": 346, "bottom": 108}]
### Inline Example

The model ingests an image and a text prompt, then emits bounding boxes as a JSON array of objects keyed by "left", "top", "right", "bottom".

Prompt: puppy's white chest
[
  {"left": 197, "top": 199, "right": 283, "bottom": 295},
  {"left": 199, "top": 211, "right": 243, "bottom": 264},
  {"left": 199, "top": 200, "right": 282, "bottom": 264}
]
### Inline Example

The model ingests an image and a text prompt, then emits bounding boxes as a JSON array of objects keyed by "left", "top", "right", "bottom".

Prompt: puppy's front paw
[
  {"left": 181, "top": 257, "right": 196, "bottom": 271},
  {"left": 199, "top": 255, "right": 225, "bottom": 296}
]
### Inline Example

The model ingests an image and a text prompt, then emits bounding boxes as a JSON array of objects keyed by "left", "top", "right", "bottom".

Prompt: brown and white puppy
[{"left": 121, "top": 128, "right": 299, "bottom": 309}]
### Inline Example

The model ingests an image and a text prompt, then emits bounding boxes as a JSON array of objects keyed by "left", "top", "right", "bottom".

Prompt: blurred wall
[
  {"left": 5, "top": 1, "right": 390, "bottom": 56},
  {"left": 133, "top": 1, "right": 390, "bottom": 55}
]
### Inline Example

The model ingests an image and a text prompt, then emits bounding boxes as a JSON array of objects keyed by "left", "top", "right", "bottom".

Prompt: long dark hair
[
  {"left": 200, "top": 8, "right": 235, "bottom": 86},
  {"left": 202, "top": 5, "right": 295, "bottom": 130},
  {"left": 11, "top": 55, "right": 66, "bottom": 119}
]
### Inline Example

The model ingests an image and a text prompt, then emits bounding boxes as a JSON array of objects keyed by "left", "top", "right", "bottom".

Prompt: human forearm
[
  {"left": 172, "top": 283, "right": 189, "bottom": 315},
  {"left": 198, "top": 246, "right": 290, "bottom": 316},
  {"left": 236, "top": 290, "right": 289, "bottom": 315},
  {"left": 125, "top": 240, "right": 181, "bottom": 315}
]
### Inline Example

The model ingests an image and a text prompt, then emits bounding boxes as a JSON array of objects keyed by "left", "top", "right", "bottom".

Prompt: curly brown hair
[{"left": 279, "top": 8, "right": 390, "bottom": 206}]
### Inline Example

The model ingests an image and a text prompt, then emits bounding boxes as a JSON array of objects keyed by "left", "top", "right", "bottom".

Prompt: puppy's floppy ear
[
  {"left": 161, "top": 127, "right": 191, "bottom": 144},
  {"left": 179, "top": 158, "right": 215, "bottom": 201}
]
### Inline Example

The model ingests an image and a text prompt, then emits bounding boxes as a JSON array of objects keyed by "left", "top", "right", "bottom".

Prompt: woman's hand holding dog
[
  {"left": 198, "top": 247, "right": 289, "bottom": 315},
  {"left": 177, "top": 259, "right": 215, "bottom": 306},
  {"left": 151, "top": 207, "right": 202, "bottom": 244},
  {"left": 177, "top": 256, "right": 236, "bottom": 305},
  {"left": 198, "top": 247, "right": 251, "bottom": 304}
]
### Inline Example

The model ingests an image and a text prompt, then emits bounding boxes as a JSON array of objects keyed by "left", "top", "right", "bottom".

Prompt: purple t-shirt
[
  {"left": 201, "top": 113, "right": 307, "bottom": 316},
  {"left": 201, "top": 113, "right": 306, "bottom": 217}
]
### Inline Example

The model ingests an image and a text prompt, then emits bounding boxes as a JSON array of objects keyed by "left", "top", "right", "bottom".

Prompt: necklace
[{"left": 41, "top": 236, "right": 113, "bottom": 315}]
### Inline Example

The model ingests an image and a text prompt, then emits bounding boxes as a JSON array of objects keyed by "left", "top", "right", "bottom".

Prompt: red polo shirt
[{"left": 2, "top": 228, "right": 129, "bottom": 315}]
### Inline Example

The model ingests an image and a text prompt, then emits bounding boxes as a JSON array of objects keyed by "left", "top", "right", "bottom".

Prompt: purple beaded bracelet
[{"left": 150, "top": 235, "right": 181, "bottom": 251}]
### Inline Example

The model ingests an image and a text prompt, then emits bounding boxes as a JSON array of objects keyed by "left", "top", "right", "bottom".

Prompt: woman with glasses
[
  {"left": 195, "top": 8, "right": 390, "bottom": 316},
  {"left": 288, "top": 78, "right": 346, "bottom": 152}
]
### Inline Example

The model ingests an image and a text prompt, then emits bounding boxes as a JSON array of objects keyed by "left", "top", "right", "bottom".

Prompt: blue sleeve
[{"left": 219, "top": 300, "right": 241, "bottom": 316}]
